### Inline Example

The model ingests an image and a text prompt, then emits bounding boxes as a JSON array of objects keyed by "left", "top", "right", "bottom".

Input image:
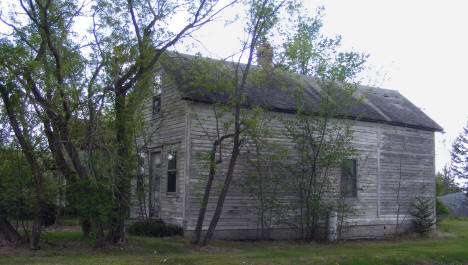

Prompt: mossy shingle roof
[{"left": 161, "top": 53, "right": 443, "bottom": 132}]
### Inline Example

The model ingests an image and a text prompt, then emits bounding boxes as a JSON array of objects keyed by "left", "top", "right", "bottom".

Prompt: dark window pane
[
  {"left": 167, "top": 171, "right": 176, "bottom": 192},
  {"left": 153, "top": 95, "right": 161, "bottom": 115},
  {"left": 341, "top": 159, "right": 357, "bottom": 197},
  {"left": 167, "top": 151, "right": 177, "bottom": 192}
]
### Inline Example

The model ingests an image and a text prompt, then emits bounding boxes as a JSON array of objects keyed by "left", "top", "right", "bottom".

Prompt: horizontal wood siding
[
  {"left": 186, "top": 102, "right": 435, "bottom": 235},
  {"left": 378, "top": 127, "right": 435, "bottom": 217}
]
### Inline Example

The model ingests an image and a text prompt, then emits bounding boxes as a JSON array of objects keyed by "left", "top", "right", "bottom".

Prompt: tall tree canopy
[{"left": 0, "top": 0, "right": 236, "bottom": 247}]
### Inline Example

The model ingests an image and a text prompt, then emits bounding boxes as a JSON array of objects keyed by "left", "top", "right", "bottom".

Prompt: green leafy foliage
[
  {"left": 67, "top": 179, "right": 116, "bottom": 228},
  {"left": 278, "top": 8, "right": 366, "bottom": 240},
  {"left": 240, "top": 108, "right": 291, "bottom": 238},
  {"left": 0, "top": 143, "right": 58, "bottom": 225},
  {"left": 279, "top": 7, "right": 367, "bottom": 82},
  {"left": 0, "top": 146, "right": 35, "bottom": 221},
  {"left": 2, "top": 0, "right": 240, "bottom": 245},
  {"left": 127, "top": 222, "right": 183, "bottom": 237},
  {"left": 183, "top": 0, "right": 304, "bottom": 246}
]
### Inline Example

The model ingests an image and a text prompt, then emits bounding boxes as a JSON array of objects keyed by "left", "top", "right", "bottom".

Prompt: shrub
[
  {"left": 127, "top": 221, "right": 183, "bottom": 237},
  {"left": 410, "top": 196, "right": 435, "bottom": 236}
]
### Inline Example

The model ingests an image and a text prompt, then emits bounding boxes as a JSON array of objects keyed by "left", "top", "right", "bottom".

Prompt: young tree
[
  {"left": 241, "top": 107, "right": 289, "bottom": 239},
  {"left": 450, "top": 120, "right": 468, "bottom": 187},
  {"left": 185, "top": 0, "right": 297, "bottom": 246},
  {"left": 410, "top": 176, "right": 436, "bottom": 237},
  {"left": 280, "top": 9, "right": 367, "bottom": 240},
  {"left": 409, "top": 194, "right": 435, "bottom": 236}
]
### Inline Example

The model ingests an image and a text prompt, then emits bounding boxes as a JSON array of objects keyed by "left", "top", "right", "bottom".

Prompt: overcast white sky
[
  {"left": 185, "top": 0, "right": 468, "bottom": 172},
  {"left": 310, "top": 0, "right": 468, "bottom": 172}
]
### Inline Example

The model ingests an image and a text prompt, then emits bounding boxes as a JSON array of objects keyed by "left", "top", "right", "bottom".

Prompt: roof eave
[{"left": 181, "top": 97, "right": 444, "bottom": 132}]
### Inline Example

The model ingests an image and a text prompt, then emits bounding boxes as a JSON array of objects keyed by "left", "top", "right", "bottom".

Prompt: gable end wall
[{"left": 131, "top": 72, "right": 188, "bottom": 227}]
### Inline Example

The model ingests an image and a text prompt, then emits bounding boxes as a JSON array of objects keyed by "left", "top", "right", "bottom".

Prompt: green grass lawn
[{"left": 1, "top": 219, "right": 468, "bottom": 265}]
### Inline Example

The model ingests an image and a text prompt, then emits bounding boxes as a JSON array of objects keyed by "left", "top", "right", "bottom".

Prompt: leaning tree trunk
[
  {"left": 191, "top": 134, "right": 233, "bottom": 245},
  {"left": 202, "top": 137, "right": 241, "bottom": 246},
  {"left": 191, "top": 146, "right": 218, "bottom": 245},
  {"left": 0, "top": 212, "right": 23, "bottom": 246},
  {"left": 0, "top": 84, "right": 47, "bottom": 250}
]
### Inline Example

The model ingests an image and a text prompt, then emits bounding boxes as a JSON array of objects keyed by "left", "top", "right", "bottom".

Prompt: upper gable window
[
  {"left": 152, "top": 73, "right": 162, "bottom": 115},
  {"left": 341, "top": 159, "right": 357, "bottom": 198}
]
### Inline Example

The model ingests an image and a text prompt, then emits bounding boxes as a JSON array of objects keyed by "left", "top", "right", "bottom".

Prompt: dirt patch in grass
[
  {"left": 42, "top": 224, "right": 81, "bottom": 232},
  {"left": 0, "top": 239, "right": 145, "bottom": 258},
  {"left": 427, "top": 230, "right": 457, "bottom": 238}
]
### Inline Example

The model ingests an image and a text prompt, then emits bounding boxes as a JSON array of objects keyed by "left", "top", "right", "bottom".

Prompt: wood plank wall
[
  {"left": 130, "top": 72, "right": 188, "bottom": 226},
  {"left": 185, "top": 101, "right": 435, "bottom": 236}
]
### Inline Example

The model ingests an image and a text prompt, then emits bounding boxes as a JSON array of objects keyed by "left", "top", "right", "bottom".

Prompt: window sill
[{"left": 166, "top": 192, "right": 179, "bottom": 198}]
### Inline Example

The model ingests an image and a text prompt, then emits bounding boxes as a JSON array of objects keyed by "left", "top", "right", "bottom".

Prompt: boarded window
[
  {"left": 341, "top": 159, "right": 357, "bottom": 197},
  {"left": 167, "top": 150, "right": 177, "bottom": 192}
]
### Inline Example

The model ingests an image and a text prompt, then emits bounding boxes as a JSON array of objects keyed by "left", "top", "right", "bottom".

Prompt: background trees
[
  {"left": 450, "top": 120, "right": 468, "bottom": 189},
  {"left": 436, "top": 165, "right": 461, "bottom": 196}
]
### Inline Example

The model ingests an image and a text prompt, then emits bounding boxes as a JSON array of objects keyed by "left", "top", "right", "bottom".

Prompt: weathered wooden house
[{"left": 130, "top": 54, "right": 442, "bottom": 240}]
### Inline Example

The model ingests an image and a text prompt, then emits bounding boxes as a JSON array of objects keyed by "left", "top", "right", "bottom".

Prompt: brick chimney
[{"left": 257, "top": 41, "right": 273, "bottom": 70}]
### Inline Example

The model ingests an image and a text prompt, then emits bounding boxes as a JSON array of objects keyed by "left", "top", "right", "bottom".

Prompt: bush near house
[{"left": 127, "top": 222, "right": 183, "bottom": 237}]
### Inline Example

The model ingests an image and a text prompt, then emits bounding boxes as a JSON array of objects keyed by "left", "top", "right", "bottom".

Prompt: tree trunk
[
  {"left": 191, "top": 143, "right": 219, "bottom": 245},
  {"left": 43, "top": 119, "right": 76, "bottom": 182},
  {"left": 82, "top": 219, "right": 91, "bottom": 239},
  {"left": 0, "top": 214, "right": 22, "bottom": 246},
  {"left": 0, "top": 84, "right": 46, "bottom": 250},
  {"left": 108, "top": 218, "right": 126, "bottom": 244},
  {"left": 191, "top": 133, "right": 234, "bottom": 245},
  {"left": 95, "top": 221, "right": 105, "bottom": 248},
  {"left": 108, "top": 88, "right": 129, "bottom": 244},
  {"left": 30, "top": 207, "right": 44, "bottom": 250},
  {"left": 202, "top": 141, "right": 241, "bottom": 246}
]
